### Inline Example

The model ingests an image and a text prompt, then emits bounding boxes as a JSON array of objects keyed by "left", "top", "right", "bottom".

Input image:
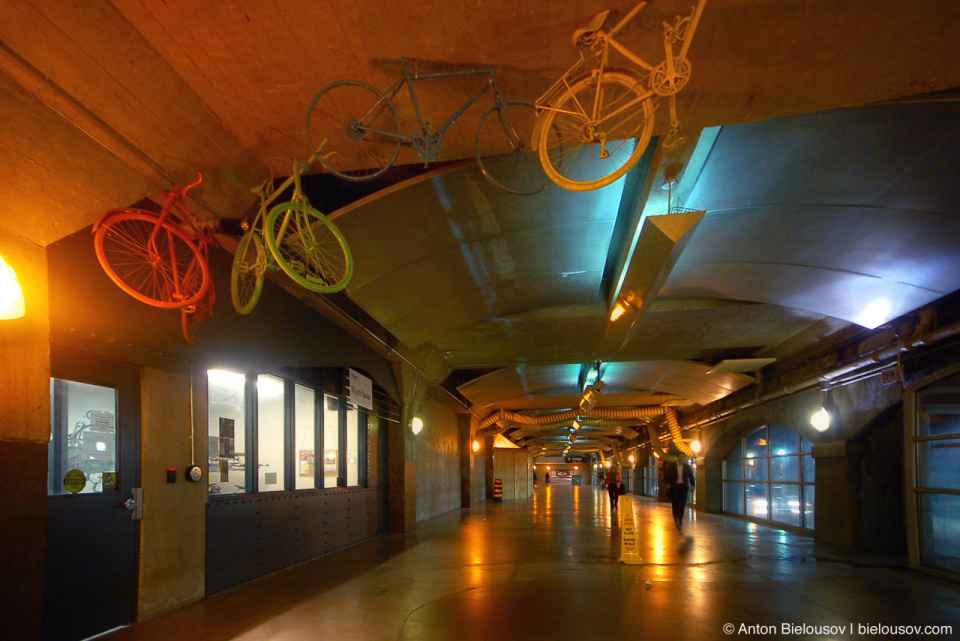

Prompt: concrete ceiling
[{"left": 4, "top": 0, "right": 960, "bottom": 460}]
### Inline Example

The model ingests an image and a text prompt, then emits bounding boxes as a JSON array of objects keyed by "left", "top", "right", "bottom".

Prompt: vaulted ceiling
[{"left": 4, "top": 0, "right": 960, "bottom": 460}]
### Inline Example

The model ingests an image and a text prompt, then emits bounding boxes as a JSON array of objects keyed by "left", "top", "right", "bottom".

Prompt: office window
[
  {"left": 295, "top": 385, "right": 317, "bottom": 490},
  {"left": 208, "top": 370, "right": 247, "bottom": 495},
  {"left": 257, "top": 375, "right": 286, "bottom": 491},
  {"left": 206, "top": 371, "right": 368, "bottom": 496},
  {"left": 323, "top": 394, "right": 340, "bottom": 488},
  {"left": 346, "top": 403, "right": 360, "bottom": 486},
  {"left": 722, "top": 425, "right": 814, "bottom": 529},
  {"left": 915, "top": 384, "right": 960, "bottom": 575}
]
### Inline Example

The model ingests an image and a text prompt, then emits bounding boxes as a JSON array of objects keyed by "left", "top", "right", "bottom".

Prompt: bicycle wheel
[
  {"left": 230, "top": 231, "right": 267, "bottom": 315},
  {"left": 94, "top": 209, "right": 210, "bottom": 309},
  {"left": 264, "top": 201, "right": 353, "bottom": 293},
  {"left": 475, "top": 100, "right": 548, "bottom": 196},
  {"left": 536, "top": 71, "right": 654, "bottom": 191},
  {"left": 306, "top": 80, "right": 402, "bottom": 181}
]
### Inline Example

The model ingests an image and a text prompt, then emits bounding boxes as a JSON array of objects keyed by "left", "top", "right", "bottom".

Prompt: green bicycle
[{"left": 230, "top": 141, "right": 353, "bottom": 315}]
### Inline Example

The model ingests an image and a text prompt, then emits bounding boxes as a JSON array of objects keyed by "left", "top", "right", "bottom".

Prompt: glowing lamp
[
  {"left": 0, "top": 254, "right": 25, "bottom": 319},
  {"left": 691, "top": 440, "right": 702, "bottom": 454},
  {"left": 411, "top": 416, "right": 424, "bottom": 435},
  {"left": 811, "top": 407, "right": 831, "bottom": 432},
  {"left": 472, "top": 439, "right": 480, "bottom": 452}
]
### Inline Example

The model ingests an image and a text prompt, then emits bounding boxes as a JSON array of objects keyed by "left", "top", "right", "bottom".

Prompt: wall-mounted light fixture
[
  {"left": 411, "top": 416, "right": 424, "bottom": 436},
  {"left": 472, "top": 439, "right": 480, "bottom": 452},
  {"left": 690, "top": 439, "right": 702, "bottom": 454},
  {"left": 810, "top": 384, "right": 835, "bottom": 433},
  {"left": 0, "top": 254, "right": 25, "bottom": 320},
  {"left": 628, "top": 453, "right": 636, "bottom": 464}
]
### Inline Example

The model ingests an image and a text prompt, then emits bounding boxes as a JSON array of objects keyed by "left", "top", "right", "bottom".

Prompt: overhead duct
[
  {"left": 665, "top": 406, "right": 695, "bottom": 457},
  {"left": 477, "top": 405, "right": 665, "bottom": 437}
]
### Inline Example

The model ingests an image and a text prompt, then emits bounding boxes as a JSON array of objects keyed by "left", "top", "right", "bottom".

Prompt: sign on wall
[{"left": 348, "top": 369, "right": 373, "bottom": 410}]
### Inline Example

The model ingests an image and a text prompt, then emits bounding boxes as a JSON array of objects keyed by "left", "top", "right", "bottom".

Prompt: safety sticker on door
[{"left": 63, "top": 469, "right": 86, "bottom": 494}]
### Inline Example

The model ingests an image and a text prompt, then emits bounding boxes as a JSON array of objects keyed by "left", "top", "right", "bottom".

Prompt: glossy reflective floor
[{"left": 103, "top": 483, "right": 960, "bottom": 640}]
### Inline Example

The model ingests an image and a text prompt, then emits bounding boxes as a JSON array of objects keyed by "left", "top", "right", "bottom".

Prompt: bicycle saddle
[{"left": 573, "top": 9, "right": 610, "bottom": 46}]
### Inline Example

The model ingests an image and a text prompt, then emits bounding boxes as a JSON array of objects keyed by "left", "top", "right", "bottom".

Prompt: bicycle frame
[{"left": 354, "top": 59, "right": 507, "bottom": 152}]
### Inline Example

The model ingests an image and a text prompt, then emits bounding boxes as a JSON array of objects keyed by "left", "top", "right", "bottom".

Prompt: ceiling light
[
  {"left": 572, "top": 419, "right": 581, "bottom": 430},
  {"left": 0, "top": 254, "right": 25, "bottom": 320},
  {"left": 411, "top": 416, "right": 424, "bottom": 435},
  {"left": 610, "top": 301, "right": 627, "bottom": 321},
  {"left": 811, "top": 385, "right": 836, "bottom": 432}
]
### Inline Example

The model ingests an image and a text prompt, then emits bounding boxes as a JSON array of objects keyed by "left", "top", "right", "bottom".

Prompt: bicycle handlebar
[{"left": 180, "top": 172, "right": 204, "bottom": 197}]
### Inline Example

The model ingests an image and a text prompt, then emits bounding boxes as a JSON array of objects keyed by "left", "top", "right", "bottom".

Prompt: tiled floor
[{"left": 102, "top": 483, "right": 960, "bottom": 640}]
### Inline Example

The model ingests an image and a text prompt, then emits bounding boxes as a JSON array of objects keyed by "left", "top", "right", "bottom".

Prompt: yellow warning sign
[
  {"left": 63, "top": 469, "right": 86, "bottom": 494},
  {"left": 618, "top": 496, "right": 643, "bottom": 565},
  {"left": 102, "top": 472, "right": 117, "bottom": 491}
]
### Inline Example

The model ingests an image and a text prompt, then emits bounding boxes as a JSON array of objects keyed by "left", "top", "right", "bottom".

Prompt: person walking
[
  {"left": 602, "top": 466, "right": 624, "bottom": 510},
  {"left": 664, "top": 453, "right": 695, "bottom": 531}
]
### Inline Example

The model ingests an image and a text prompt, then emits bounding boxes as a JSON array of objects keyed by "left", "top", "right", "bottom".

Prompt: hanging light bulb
[
  {"left": 472, "top": 439, "right": 480, "bottom": 452},
  {"left": 411, "top": 416, "right": 424, "bottom": 435},
  {"left": 811, "top": 385, "right": 835, "bottom": 432}
]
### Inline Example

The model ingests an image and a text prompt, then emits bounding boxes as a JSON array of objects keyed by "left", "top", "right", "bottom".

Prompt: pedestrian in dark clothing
[
  {"left": 602, "top": 467, "right": 624, "bottom": 510},
  {"left": 664, "top": 454, "right": 695, "bottom": 531}
]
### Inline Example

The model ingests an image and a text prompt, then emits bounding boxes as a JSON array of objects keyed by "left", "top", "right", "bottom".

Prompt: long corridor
[{"left": 104, "top": 485, "right": 960, "bottom": 641}]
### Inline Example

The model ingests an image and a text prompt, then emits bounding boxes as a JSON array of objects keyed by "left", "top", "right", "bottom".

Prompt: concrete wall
[
  {"left": 0, "top": 230, "right": 49, "bottom": 641},
  {"left": 415, "top": 393, "right": 461, "bottom": 522}
]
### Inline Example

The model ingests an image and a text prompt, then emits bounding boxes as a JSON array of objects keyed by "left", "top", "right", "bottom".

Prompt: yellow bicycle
[{"left": 535, "top": 0, "right": 707, "bottom": 191}]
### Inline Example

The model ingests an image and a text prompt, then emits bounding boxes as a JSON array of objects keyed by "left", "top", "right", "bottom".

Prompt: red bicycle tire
[{"left": 94, "top": 209, "right": 211, "bottom": 309}]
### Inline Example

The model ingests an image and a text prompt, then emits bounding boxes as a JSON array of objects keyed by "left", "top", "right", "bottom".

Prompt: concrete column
[
  {"left": 812, "top": 440, "right": 868, "bottom": 548},
  {"left": 459, "top": 414, "right": 473, "bottom": 507}
]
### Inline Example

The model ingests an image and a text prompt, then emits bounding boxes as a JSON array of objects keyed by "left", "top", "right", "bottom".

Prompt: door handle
[{"left": 122, "top": 488, "right": 144, "bottom": 520}]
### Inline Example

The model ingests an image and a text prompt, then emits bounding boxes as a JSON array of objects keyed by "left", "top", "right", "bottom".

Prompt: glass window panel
[
  {"left": 769, "top": 484, "right": 801, "bottom": 526},
  {"left": 744, "top": 456, "right": 767, "bottom": 482},
  {"left": 323, "top": 394, "right": 340, "bottom": 488},
  {"left": 207, "top": 370, "right": 247, "bottom": 495},
  {"left": 726, "top": 440, "right": 742, "bottom": 459},
  {"left": 257, "top": 375, "right": 286, "bottom": 492},
  {"left": 745, "top": 483, "right": 768, "bottom": 519},
  {"left": 803, "top": 485, "right": 815, "bottom": 529},
  {"left": 918, "top": 493, "right": 960, "bottom": 574},
  {"left": 294, "top": 385, "right": 316, "bottom": 490},
  {"left": 48, "top": 379, "right": 118, "bottom": 495},
  {"left": 921, "top": 412, "right": 960, "bottom": 438},
  {"left": 770, "top": 453, "right": 799, "bottom": 482},
  {"left": 918, "top": 439, "right": 960, "bottom": 490},
  {"left": 723, "top": 459, "right": 743, "bottom": 481},
  {"left": 769, "top": 425, "right": 799, "bottom": 455},
  {"left": 724, "top": 482, "right": 744, "bottom": 514},
  {"left": 801, "top": 436, "right": 814, "bottom": 453},
  {"left": 346, "top": 404, "right": 360, "bottom": 487},
  {"left": 744, "top": 426, "right": 768, "bottom": 459},
  {"left": 802, "top": 454, "right": 815, "bottom": 484}
]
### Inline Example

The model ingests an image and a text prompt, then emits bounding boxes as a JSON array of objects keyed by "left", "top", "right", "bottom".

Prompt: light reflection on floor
[{"left": 105, "top": 483, "right": 960, "bottom": 641}]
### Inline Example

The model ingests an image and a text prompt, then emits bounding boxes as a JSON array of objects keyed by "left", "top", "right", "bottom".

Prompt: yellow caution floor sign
[{"left": 618, "top": 496, "right": 643, "bottom": 565}]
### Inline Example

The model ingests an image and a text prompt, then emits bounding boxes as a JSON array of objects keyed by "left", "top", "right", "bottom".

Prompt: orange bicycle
[{"left": 93, "top": 173, "right": 217, "bottom": 344}]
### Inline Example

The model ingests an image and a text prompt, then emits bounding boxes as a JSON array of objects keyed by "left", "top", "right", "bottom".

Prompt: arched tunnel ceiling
[{"left": 4, "top": 0, "right": 960, "bottom": 461}]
